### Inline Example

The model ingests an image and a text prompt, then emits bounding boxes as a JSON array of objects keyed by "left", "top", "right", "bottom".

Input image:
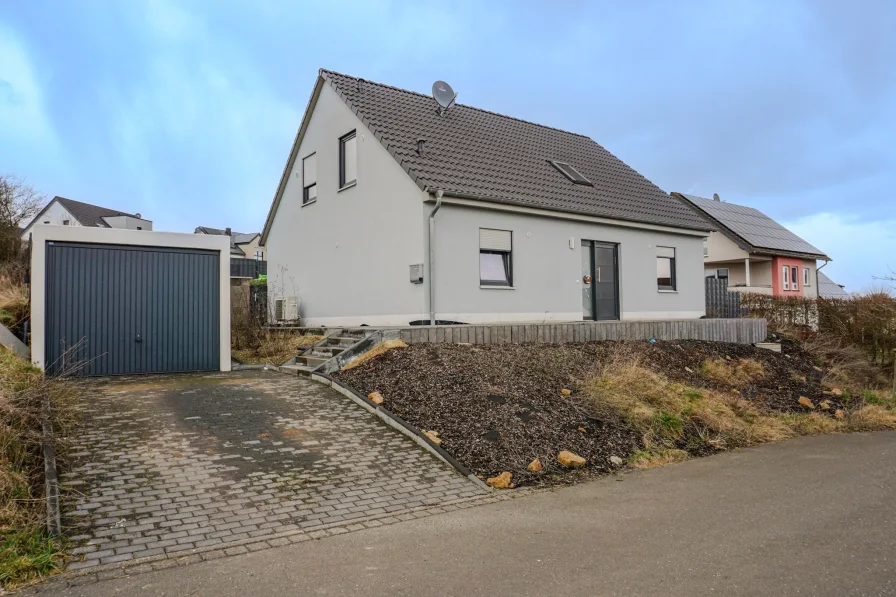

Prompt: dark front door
[
  {"left": 45, "top": 241, "right": 220, "bottom": 376},
  {"left": 581, "top": 240, "right": 619, "bottom": 321}
]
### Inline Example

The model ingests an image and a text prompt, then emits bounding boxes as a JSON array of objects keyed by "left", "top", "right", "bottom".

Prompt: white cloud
[
  {"left": 783, "top": 212, "right": 896, "bottom": 292},
  {"left": 0, "top": 26, "right": 67, "bottom": 173}
]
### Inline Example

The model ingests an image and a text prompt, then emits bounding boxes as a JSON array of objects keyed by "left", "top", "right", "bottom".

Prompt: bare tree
[{"left": 0, "top": 174, "right": 45, "bottom": 264}]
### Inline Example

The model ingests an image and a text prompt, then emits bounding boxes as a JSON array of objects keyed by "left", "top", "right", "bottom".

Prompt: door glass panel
[
  {"left": 581, "top": 242, "right": 594, "bottom": 320},
  {"left": 594, "top": 246, "right": 617, "bottom": 320}
]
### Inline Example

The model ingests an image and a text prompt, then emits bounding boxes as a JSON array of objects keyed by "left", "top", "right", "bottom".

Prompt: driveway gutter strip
[
  {"left": 41, "top": 390, "right": 62, "bottom": 537},
  {"left": 311, "top": 372, "right": 491, "bottom": 491}
]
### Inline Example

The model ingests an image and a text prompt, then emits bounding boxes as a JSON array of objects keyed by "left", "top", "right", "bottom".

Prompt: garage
[{"left": 30, "top": 227, "right": 231, "bottom": 376}]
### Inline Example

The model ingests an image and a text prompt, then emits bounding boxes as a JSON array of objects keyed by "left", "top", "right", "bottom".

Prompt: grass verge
[
  {"left": 0, "top": 346, "right": 75, "bottom": 589},
  {"left": 585, "top": 345, "right": 896, "bottom": 468}
]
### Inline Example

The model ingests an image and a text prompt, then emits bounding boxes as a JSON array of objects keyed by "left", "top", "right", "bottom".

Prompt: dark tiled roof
[
  {"left": 194, "top": 227, "right": 259, "bottom": 256},
  {"left": 319, "top": 70, "right": 711, "bottom": 232},
  {"left": 674, "top": 193, "right": 829, "bottom": 259},
  {"left": 817, "top": 271, "right": 849, "bottom": 298},
  {"left": 54, "top": 196, "right": 142, "bottom": 227}
]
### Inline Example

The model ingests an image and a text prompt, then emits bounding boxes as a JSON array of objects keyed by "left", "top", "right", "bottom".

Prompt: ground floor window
[
  {"left": 479, "top": 228, "right": 512, "bottom": 286},
  {"left": 657, "top": 246, "right": 676, "bottom": 290}
]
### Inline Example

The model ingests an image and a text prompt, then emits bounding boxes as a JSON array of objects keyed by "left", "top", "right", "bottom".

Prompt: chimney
[
  {"left": 225, "top": 227, "right": 232, "bottom": 236},
  {"left": 713, "top": 193, "right": 721, "bottom": 202},
  {"left": 416, "top": 139, "right": 425, "bottom": 156}
]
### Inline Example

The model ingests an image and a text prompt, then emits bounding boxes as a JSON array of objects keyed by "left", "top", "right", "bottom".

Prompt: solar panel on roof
[
  {"left": 548, "top": 160, "right": 593, "bottom": 186},
  {"left": 680, "top": 193, "right": 826, "bottom": 257}
]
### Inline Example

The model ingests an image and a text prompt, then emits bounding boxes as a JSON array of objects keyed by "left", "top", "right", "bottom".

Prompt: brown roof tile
[{"left": 321, "top": 70, "right": 712, "bottom": 232}]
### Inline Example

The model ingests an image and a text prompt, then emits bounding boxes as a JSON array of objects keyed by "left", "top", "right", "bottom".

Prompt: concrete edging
[
  {"left": 311, "top": 372, "right": 490, "bottom": 491},
  {"left": 41, "top": 391, "right": 62, "bottom": 537}
]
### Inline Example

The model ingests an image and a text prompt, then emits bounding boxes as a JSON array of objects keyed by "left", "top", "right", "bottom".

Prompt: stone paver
[{"left": 61, "top": 370, "right": 485, "bottom": 571}]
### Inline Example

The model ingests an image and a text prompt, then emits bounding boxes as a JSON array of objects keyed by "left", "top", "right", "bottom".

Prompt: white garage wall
[{"left": 30, "top": 226, "right": 232, "bottom": 372}]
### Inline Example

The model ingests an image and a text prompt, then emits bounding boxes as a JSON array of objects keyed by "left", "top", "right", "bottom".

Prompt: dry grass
[
  {"left": 0, "top": 346, "right": 78, "bottom": 588},
  {"left": 628, "top": 449, "right": 689, "bottom": 469},
  {"left": 341, "top": 339, "right": 408, "bottom": 371},
  {"left": 585, "top": 344, "right": 896, "bottom": 465},
  {"left": 586, "top": 348, "right": 791, "bottom": 455},
  {"left": 0, "top": 276, "right": 28, "bottom": 330},
  {"left": 232, "top": 332, "right": 324, "bottom": 365},
  {"left": 699, "top": 357, "right": 766, "bottom": 386}
]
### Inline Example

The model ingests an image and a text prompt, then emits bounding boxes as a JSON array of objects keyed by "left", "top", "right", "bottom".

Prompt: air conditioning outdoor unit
[{"left": 274, "top": 297, "right": 299, "bottom": 322}]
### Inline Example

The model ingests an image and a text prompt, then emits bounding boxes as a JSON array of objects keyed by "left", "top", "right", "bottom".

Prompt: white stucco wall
[
  {"left": 428, "top": 203, "right": 706, "bottom": 322},
  {"left": 265, "top": 83, "right": 427, "bottom": 326},
  {"left": 803, "top": 259, "right": 819, "bottom": 298},
  {"left": 705, "top": 230, "right": 749, "bottom": 263},
  {"left": 29, "top": 225, "right": 231, "bottom": 371},
  {"left": 102, "top": 215, "right": 153, "bottom": 230},
  {"left": 21, "top": 202, "right": 80, "bottom": 239}
]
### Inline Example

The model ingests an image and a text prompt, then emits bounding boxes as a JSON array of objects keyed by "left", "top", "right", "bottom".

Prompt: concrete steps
[{"left": 278, "top": 364, "right": 317, "bottom": 377}]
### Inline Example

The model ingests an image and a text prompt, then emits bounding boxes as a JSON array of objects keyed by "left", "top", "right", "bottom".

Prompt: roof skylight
[{"left": 548, "top": 160, "right": 593, "bottom": 186}]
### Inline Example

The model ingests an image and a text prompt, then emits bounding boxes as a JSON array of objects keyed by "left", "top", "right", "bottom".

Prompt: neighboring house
[
  {"left": 194, "top": 227, "right": 265, "bottom": 260},
  {"left": 21, "top": 196, "right": 152, "bottom": 240},
  {"left": 672, "top": 193, "right": 833, "bottom": 298},
  {"left": 260, "top": 69, "right": 713, "bottom": 326},
  {"left": 194, "top": 227, "right": 266, "bottom": 280},
  {"left": 817, "top": 271, "right": 849, "bottom": 298}
]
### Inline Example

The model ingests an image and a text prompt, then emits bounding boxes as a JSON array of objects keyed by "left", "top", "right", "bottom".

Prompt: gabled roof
[
  {"left": 673, "top": 193, "right": 829, "bottom": 260},
  {"left": 26, "top": 196, "right": 145, "bottom": 231},
  {"left": 262, "top": 70, "right": 712, "bottom": 242},
  {"left": 817, "top": 271, "right": 849, "bottom": 298},
  {"left": 193, "top": 227, "right": 259, "bottom": 257}
]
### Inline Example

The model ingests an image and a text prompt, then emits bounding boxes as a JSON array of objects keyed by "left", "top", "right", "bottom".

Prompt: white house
[
  {"left": 21, "top": 196, "right": 152, "bottom": 240},
  {"left": 260, "top": 70, "right": 714, "bottom": 326}
]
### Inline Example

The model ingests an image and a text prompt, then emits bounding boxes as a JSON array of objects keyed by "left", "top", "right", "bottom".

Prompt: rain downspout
[
  {"left": 816, "top": 259, "right": 830, "bottom": 296},
  {"left": 428, "top": 190, "right": 444, "bottom": 326}
]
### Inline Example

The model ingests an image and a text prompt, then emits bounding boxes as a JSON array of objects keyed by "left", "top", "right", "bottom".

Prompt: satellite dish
[{"left": 432, "top": 80, "right": 457, "bottom": 113}]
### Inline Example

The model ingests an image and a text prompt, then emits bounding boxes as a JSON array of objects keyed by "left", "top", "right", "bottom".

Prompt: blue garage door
[{"left": 45, "top": 241, "right": 220, "bottom": 376}]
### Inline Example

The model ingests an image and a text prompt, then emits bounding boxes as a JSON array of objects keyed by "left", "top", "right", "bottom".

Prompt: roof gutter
[
  {"left": 426, "top": 189, "right": 712, "bottom": 236},
  {"left": 427, "top": 190, "right": 444, "bottom": 325}
]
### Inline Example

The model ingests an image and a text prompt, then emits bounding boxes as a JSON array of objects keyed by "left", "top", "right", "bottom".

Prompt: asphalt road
[{"left": 36, "top": 431, "right": 896, "bottom": 596}]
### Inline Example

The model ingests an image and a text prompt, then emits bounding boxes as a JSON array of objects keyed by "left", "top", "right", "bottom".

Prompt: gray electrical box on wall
[{"left": 409, "top": 264, "right": 424, "bottom": 284}]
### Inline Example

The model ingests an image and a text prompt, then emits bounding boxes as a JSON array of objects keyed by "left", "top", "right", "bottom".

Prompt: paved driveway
[
  {"left": 48, "top": 431, "right": 896, "bottom": 597},
  {"left": 61, "top": 370, "right": 485, "bottom": 570}
]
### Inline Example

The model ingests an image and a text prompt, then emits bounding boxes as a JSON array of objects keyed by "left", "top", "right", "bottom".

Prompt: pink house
[{"left": 672, "top": 193, "right": 840, "bottom": 298}]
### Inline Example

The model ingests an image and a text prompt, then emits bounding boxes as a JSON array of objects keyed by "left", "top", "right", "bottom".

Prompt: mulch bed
[{"left": 335, "top": 340, "right": 837, "bottom": 487}]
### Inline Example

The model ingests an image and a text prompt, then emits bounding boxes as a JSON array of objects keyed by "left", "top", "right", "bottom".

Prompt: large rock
[
  {"left": 422, "top": 430, "right": 442, "bottom": 446},
  {"left": 558, "top": 451, "right": 586, "bottom": 468},
  {"left": 487, "top": 472, "right": 513, "bottom": 489},
  {"left": 527, "top": 458, "right": 543, "bottom": 472},
  {"left": 609, "top": 455, "right": 624, "bottom": 466}
]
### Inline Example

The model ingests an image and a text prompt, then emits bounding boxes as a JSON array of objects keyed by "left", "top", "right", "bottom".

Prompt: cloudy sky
[{"left": 2, "top": 0, "right": 894, "bottom": 291}]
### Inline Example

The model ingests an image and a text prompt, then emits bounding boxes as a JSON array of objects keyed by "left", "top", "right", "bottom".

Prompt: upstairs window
[
  {"left": 703, "top": 238, "right": 708, "bottom": 257},
  {"left": 302, "top": 153, "right": 317, "bottom": 204},
  {"left": 657, "top": 247, "right": 676, "bottom": 291},
  {"left": 254, "top": 249, "right": 263, "bottom": 261},
  {"left": 339, "top": 130, "right": 357, "bottom": 188},
  {"left": 548, "top": 160, "right": 593, "bottom": 186},
  {"left": 62, "top": 219, "right": 70, "bottom": 225},
  {"left": 479, "top": 228, "right": 512, "bottom": 287}
]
